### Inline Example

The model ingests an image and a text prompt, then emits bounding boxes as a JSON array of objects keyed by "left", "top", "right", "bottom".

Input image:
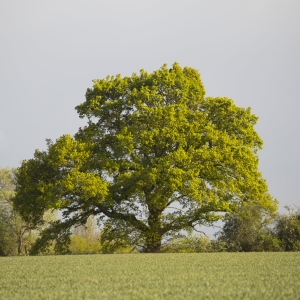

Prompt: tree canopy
[{"left": 13, "top": 63, "right": 277, "bottom": 253}]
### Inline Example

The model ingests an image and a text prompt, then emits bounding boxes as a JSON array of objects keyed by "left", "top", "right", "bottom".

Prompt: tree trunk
[
  {"left": 145, "top": 234, "right": 162, "bottom": 253},
  {"left": 145, "top": 207, "right": 163, "bottom": 253},
  {"left": 17, "top": 234, "right": 22, "bottom": 255}
]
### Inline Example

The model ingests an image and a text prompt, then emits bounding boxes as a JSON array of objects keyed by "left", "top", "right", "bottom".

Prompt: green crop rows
[{"left": 1, "top": 253, "right": 299, "bottom": 300}]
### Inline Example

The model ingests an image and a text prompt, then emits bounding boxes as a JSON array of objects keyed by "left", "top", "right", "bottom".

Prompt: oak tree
[{"left": 13, "top": 63, "right": 277, "bottom": 253}]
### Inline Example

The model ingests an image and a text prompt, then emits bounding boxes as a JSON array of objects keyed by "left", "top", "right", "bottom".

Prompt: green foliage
[
  {"left": 216, "top": 203, "right": 281, "bottom": 252},
  {"left": 69, "top": 235, "right": 102, "bottom": 254},
  {"left": 13, "top": 63, "right": 277, "bottom": 253},
  {"left": 162, "top": 233, "right": 214, "bottom": 253},
  {"left": 1, "top": 254, "right": 300, "bottom": 299},
  {"left": 0, "top": 168, "right": 16, "bottom": 203},
  {"left": 0, "top": 201, "right": 16, "bottom": 255},
  {"left": 274, "top": 206, "right": 300, "bottom": 251},
  {"left": 69, "top": 216, "right": 102, "bottom": 254},
  {"left": 0, "top": 168, "right": 16, "bottom": 255},
  {"left": 0, "top": 167, "right": 34, "bottom": 256},
  {"left": 216, "top": 204, "right": 300, "bottom": 252}
]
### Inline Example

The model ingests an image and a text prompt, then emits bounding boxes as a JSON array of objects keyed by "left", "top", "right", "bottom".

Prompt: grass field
[{"left": 1, "top": 253, "right": 299, "bottom": 300}]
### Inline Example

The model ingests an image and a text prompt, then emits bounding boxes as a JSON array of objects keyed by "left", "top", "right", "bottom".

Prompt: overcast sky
[{"left": 1, "top": 0, "right": 299, "bottom": 211}]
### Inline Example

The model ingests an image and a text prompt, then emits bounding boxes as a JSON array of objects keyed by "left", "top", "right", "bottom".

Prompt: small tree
[
  {"left": 274, "top": 206, "right": 300, "bottom": 251},
  {"left": 13, "top": 63, "right": 277, "bottom": 253},
  {"left": 0, "top": 167, "right": 33, "bottom": 255},
  {"left": 216, "top": 203, "right": 280, "bottom": 252}
]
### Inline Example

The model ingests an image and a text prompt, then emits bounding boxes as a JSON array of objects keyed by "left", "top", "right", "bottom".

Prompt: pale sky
[{"left": 1, "top": 0, "right": 299, "bottom": 212}]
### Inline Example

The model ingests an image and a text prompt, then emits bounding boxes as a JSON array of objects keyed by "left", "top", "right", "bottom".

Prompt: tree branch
[{"left": 97, "top": 203, "right": 149, "bottom": 232}]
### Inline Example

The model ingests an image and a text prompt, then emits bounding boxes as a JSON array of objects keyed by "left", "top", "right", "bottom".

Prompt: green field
[{"left": 1, "top": 253, "right": 299, "bottom": 300}]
